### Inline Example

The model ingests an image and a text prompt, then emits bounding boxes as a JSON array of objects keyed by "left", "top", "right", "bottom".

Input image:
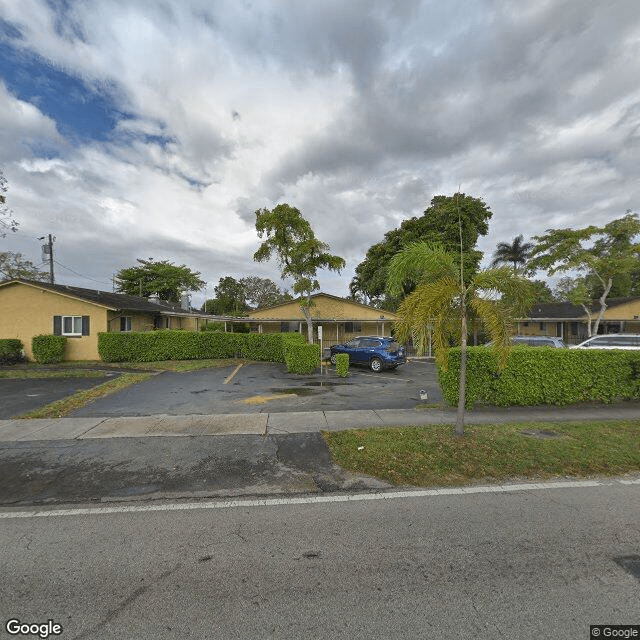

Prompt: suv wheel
[
  {"left": 370, "top": 357, "right": 383, "bottom": 372},
  {"left": 330, "top": 354, "right": 337, "bottom": 365}
]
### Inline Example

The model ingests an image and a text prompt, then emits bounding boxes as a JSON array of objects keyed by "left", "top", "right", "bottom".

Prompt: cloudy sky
[{"left": 1, "top": 0, "right": 639, "bottom": 306}]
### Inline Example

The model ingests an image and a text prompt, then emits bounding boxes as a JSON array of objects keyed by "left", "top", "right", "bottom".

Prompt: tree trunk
[
  {"left": 301, "top": 293, "right": 314, "bottom": 343},
  {"left": 591, "top": 277, "right": 612, "bottom": 337},
  {"left": 455, "top": 311, "right": 467, "bottom": 437}
]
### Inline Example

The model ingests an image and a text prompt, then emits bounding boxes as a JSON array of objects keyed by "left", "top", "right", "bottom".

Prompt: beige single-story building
[
  {"left": 0, "top": 279, "right": 210, "bottom": 361},
  {"left": 247, "top": 293, "right": 398, "bottom": 346},
  {"left": 519, "top": 298, "right": 640, "bottom": 344}
]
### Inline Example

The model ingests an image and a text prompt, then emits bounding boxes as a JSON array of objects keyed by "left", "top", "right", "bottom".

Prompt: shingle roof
[
  {"left": 1, "top": 279, "right": 203, "bottom": 315},
  {"left": 527, "top": 302, "right": 586, "bottom": 319},
  {"left": 527, "top": 297, "right": 640, "bottom": 319}
]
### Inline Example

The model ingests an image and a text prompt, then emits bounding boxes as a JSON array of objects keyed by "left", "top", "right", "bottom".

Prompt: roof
[
  {"left": 0, "top": 279, "right": 206, "bottom": 316},
  {"left": 527, "top": 302, "right": 586, "bottom": 319},
  {"left": 526, "top": 297, "right": 640, "bottom": 320},
  {"left": 248, "top": 292, "right": 396, "bottom": 319}
]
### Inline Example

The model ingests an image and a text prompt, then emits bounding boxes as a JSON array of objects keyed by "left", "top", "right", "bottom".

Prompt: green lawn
[{"left": 323, "top": 420, "right": 640, "bottom": 486}]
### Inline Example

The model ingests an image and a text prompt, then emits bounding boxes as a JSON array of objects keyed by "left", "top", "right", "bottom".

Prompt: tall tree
[
  {"left": 203, "top": 276, "right": 248, "bottom": 315},
  {"left": 253, "top": 203, "right": 345, "bottom": 343},
  {"left": 116, "top": 258, "right": 205, "bottom": 303},
  {"left": 351, "top": 193, "right": 493, "bottom": 308},
  {"left": 240, "top": 276, "right": 291, "bottom": 309},
  {"left": 0, "top": 251, "right": 48, "bottom": 281},
  {"left": 491, "top": 234, "right": 533, "bottom": 272},
  {"left": 528, "top": 212, "right": 640, "bottom": 336},
  {"left": 0, "top": 170, "right": 19, "bottom": 238},
  {"left": 387, "top": 242, "right": 534, "bottom": 436}
]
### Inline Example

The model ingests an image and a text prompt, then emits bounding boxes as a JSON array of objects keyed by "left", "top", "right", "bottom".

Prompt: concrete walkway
[{"left": 1, "top": 404, "right": 640, "bottom": 441}]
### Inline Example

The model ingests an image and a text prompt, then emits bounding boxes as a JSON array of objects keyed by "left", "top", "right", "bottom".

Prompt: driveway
[{"left": 71, "top": 360, "right": 441, "bottom": 417}]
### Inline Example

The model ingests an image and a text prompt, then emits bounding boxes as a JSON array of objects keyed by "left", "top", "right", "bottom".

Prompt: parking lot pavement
[
  {"left": 0, "top": 375, "right": 121, "bottom": 419},
  {"left": 70, "top": 360, "right": 441, "bottom": 417}
]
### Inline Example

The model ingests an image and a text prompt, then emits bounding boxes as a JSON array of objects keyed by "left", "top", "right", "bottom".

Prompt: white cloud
[{"left": 0, "top": 0, "right": 639, "bottom": 299}]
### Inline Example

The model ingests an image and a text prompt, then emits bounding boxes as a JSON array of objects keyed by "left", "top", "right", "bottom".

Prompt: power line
[{"left": 53, "top": 259, "right": 113, "bottom": 287}]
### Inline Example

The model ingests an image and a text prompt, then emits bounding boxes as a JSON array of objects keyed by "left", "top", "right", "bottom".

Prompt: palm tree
[
  {"left": 491, "top": 235, "right": 533, "bottom": 272},
  {"left": 387, "top": 242, "right": 534, "bottom": 436}
]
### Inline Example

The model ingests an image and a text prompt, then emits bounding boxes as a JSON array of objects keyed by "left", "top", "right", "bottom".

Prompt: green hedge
[
  {"left": 0, "top": 339, "right": 24, "bottom": 365},
  {"left": 97, "top": 330, "right": 306, "bottom": 364},
  {"left": 285, "top": 343, "right": 320, "bottom": 374},
  {"left": 32, "top": 334, "right": 67, "bottom": 364},
  {"left": 438, "top": 346, "right": 640, "bottom": 408},
  {"left": 335, "top": 353, "right": 349, "bottom": 378}
]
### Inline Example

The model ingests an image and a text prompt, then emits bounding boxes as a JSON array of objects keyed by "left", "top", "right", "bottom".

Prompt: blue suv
[{"left": 330, "top": 336, "right": 406, "bottom": 372}]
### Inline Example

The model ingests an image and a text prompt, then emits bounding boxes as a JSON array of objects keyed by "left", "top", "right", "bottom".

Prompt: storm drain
[{"left": 614, "top": 555, "right": 640, "bottom": 582}]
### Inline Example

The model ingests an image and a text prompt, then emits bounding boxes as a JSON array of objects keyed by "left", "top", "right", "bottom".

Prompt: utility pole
[{"left": 40, "top": 234, "right": 55, "bottom": 284}]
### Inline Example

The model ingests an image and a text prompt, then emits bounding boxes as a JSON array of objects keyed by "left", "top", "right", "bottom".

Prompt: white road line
[{"left": 0, "top": 478, "right": 633, "bottom": 520}]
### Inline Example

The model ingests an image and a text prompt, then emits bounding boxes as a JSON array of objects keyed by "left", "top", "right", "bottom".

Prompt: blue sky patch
[{"left": 0, "top": 40, "right": 130, "bottom": 144}]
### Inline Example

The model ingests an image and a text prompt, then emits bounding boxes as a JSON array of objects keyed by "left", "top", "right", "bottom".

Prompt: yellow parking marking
[
  {"left": 237, "top": 394, "right": 297, "bottom": 405},
  {"left": 223, "top": 363, "right": 244, "bottom": 384}
]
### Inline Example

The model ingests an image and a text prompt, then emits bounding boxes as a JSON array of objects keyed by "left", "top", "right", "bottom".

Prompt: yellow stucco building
[
  {"left": 0, "top": 279, "right": 209, "bottom": 361},
  {"left": 520, "top": 299, "right": 640, "bottom": 344},
  {"left": 247, "top": 293, "right": 397, "bottom": 346}
]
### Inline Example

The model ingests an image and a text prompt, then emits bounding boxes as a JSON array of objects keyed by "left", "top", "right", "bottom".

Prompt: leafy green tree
[
  {"left": 0, "top": 251, "right": 48, "bottom": 281},
  {"left": 203, "top": 276, "right": 248, "bottom": 315},
  {"left": 351, "top": 193, "right": 493, "bottom": 308},
  {"left": 491, "top": 235, "right": 533, "bottom": 272},
  {"left": 0, "top": 170, "right": 19, "bottom": 238},
  {"left": 240, "top": 276, "right": 292, "bottom": 309},
  {"left": 253, "top": 203, "right": 345, "bottom": 342},
  {"left": 527, "top": 279, "right": 555, "bottom": 303},
  {"left": 387, "top": 242, "right": 534, "bottom": 436},
  {"left": 116, "top": 258, "right": 205, "bottom": 303},
  {"left": 528, "top": 212, "right": 640, "bottom": 336}
]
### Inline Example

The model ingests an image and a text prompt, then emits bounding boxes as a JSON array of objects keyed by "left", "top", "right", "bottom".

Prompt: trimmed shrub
[
  {"left": 97, "top": 330, "right": 307, "bottom": 364},
  {"left": 32, "top": 334, "right": 67, "bottom": 364},
  {"left": 201, "top": 322, "right": 225, "bottom": 331},
  {"left": 0, "top": 339, "right": 24, "bottom": 365},
  {"left": 335, "top": 353, "right": 349, "bottom": 378},
  {"left": 438, "top": 346, "right": 640, "bottom": 408},
  {"left": 285, "top": 343, "right": 321, "bottom": 374}
]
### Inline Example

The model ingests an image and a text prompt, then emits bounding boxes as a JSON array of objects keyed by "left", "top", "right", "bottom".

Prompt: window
[
  {"left": 120, "top": 316, "right": 132, "bottom": 332},
  {"left": 280, "top": 321, "right": 299, "bottom": 332},
  {"left": 53, "top": 315, "right": 90, "bottom": 337},
  {"left": 63, "top": 316, "right": 82, "bottom": 336},
  {"left": 345, "top": 321, "right": 362, "bottom": 333},
  {"left": 539, "top": 322, "right": 546, "bottom": 331}
]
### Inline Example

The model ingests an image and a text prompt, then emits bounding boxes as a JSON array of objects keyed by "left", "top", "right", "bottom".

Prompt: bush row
[
  {"left": 97, "top": 330, "right": 307, "bottom": 364},
  {"left": 32, "top": 335, "right": 67, "bottom": 364},
  {"left": 0, "top": 339, "right": 24, "bottom": 365},
  {"left": 438, "top": 346, "right": 640, "bottom": 408}
]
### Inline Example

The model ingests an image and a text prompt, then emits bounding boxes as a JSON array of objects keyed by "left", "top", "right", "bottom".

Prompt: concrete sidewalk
[{"left": 1, "top": 404, "right": 640, "bottom": 441}]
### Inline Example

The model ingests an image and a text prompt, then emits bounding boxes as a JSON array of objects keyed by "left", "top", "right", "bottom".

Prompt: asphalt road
[
  {"left": 0, "top": 433, "right": 389, "bottom": 506},
  {"left": 71, "top": 360, "right": 441, "bottom": 417},
  {"left": 2, "top": 482, "right": 639, "bottom": 639}
]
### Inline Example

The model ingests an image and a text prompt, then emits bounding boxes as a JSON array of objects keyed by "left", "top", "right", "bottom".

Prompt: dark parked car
[{"left": 330, "top": 336, "right": 406, "bottom": 372}]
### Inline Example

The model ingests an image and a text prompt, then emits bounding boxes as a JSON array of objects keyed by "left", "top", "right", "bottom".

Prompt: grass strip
[
  {"left": 18, "top": 372, "right": 152, "bottom": 419},
  {"left": 323, "top": 420, "right": 640, "bottom": 486},
  {"left": 0, "top": 370, "right": 108, "bottom": 379}
]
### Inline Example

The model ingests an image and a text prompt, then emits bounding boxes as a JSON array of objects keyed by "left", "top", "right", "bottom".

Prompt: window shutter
[
  {"left": 82, "top": 316, "right": 90, "bottom": 336},
  {"left": 53, "top": 316, "right": 62, "bottom": 336}
]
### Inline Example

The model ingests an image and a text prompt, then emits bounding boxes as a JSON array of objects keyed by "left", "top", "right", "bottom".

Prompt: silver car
[
  {"left": 485, "top": 336, "right": 566, "bottom": 348},
  {"left": 572, "top": 334, "right": 640, "bottom": 349}
]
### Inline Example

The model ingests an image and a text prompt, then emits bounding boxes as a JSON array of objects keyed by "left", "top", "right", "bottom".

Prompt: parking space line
[{"left": 224, "top": 363, "right": 244, "bottom": 384}]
